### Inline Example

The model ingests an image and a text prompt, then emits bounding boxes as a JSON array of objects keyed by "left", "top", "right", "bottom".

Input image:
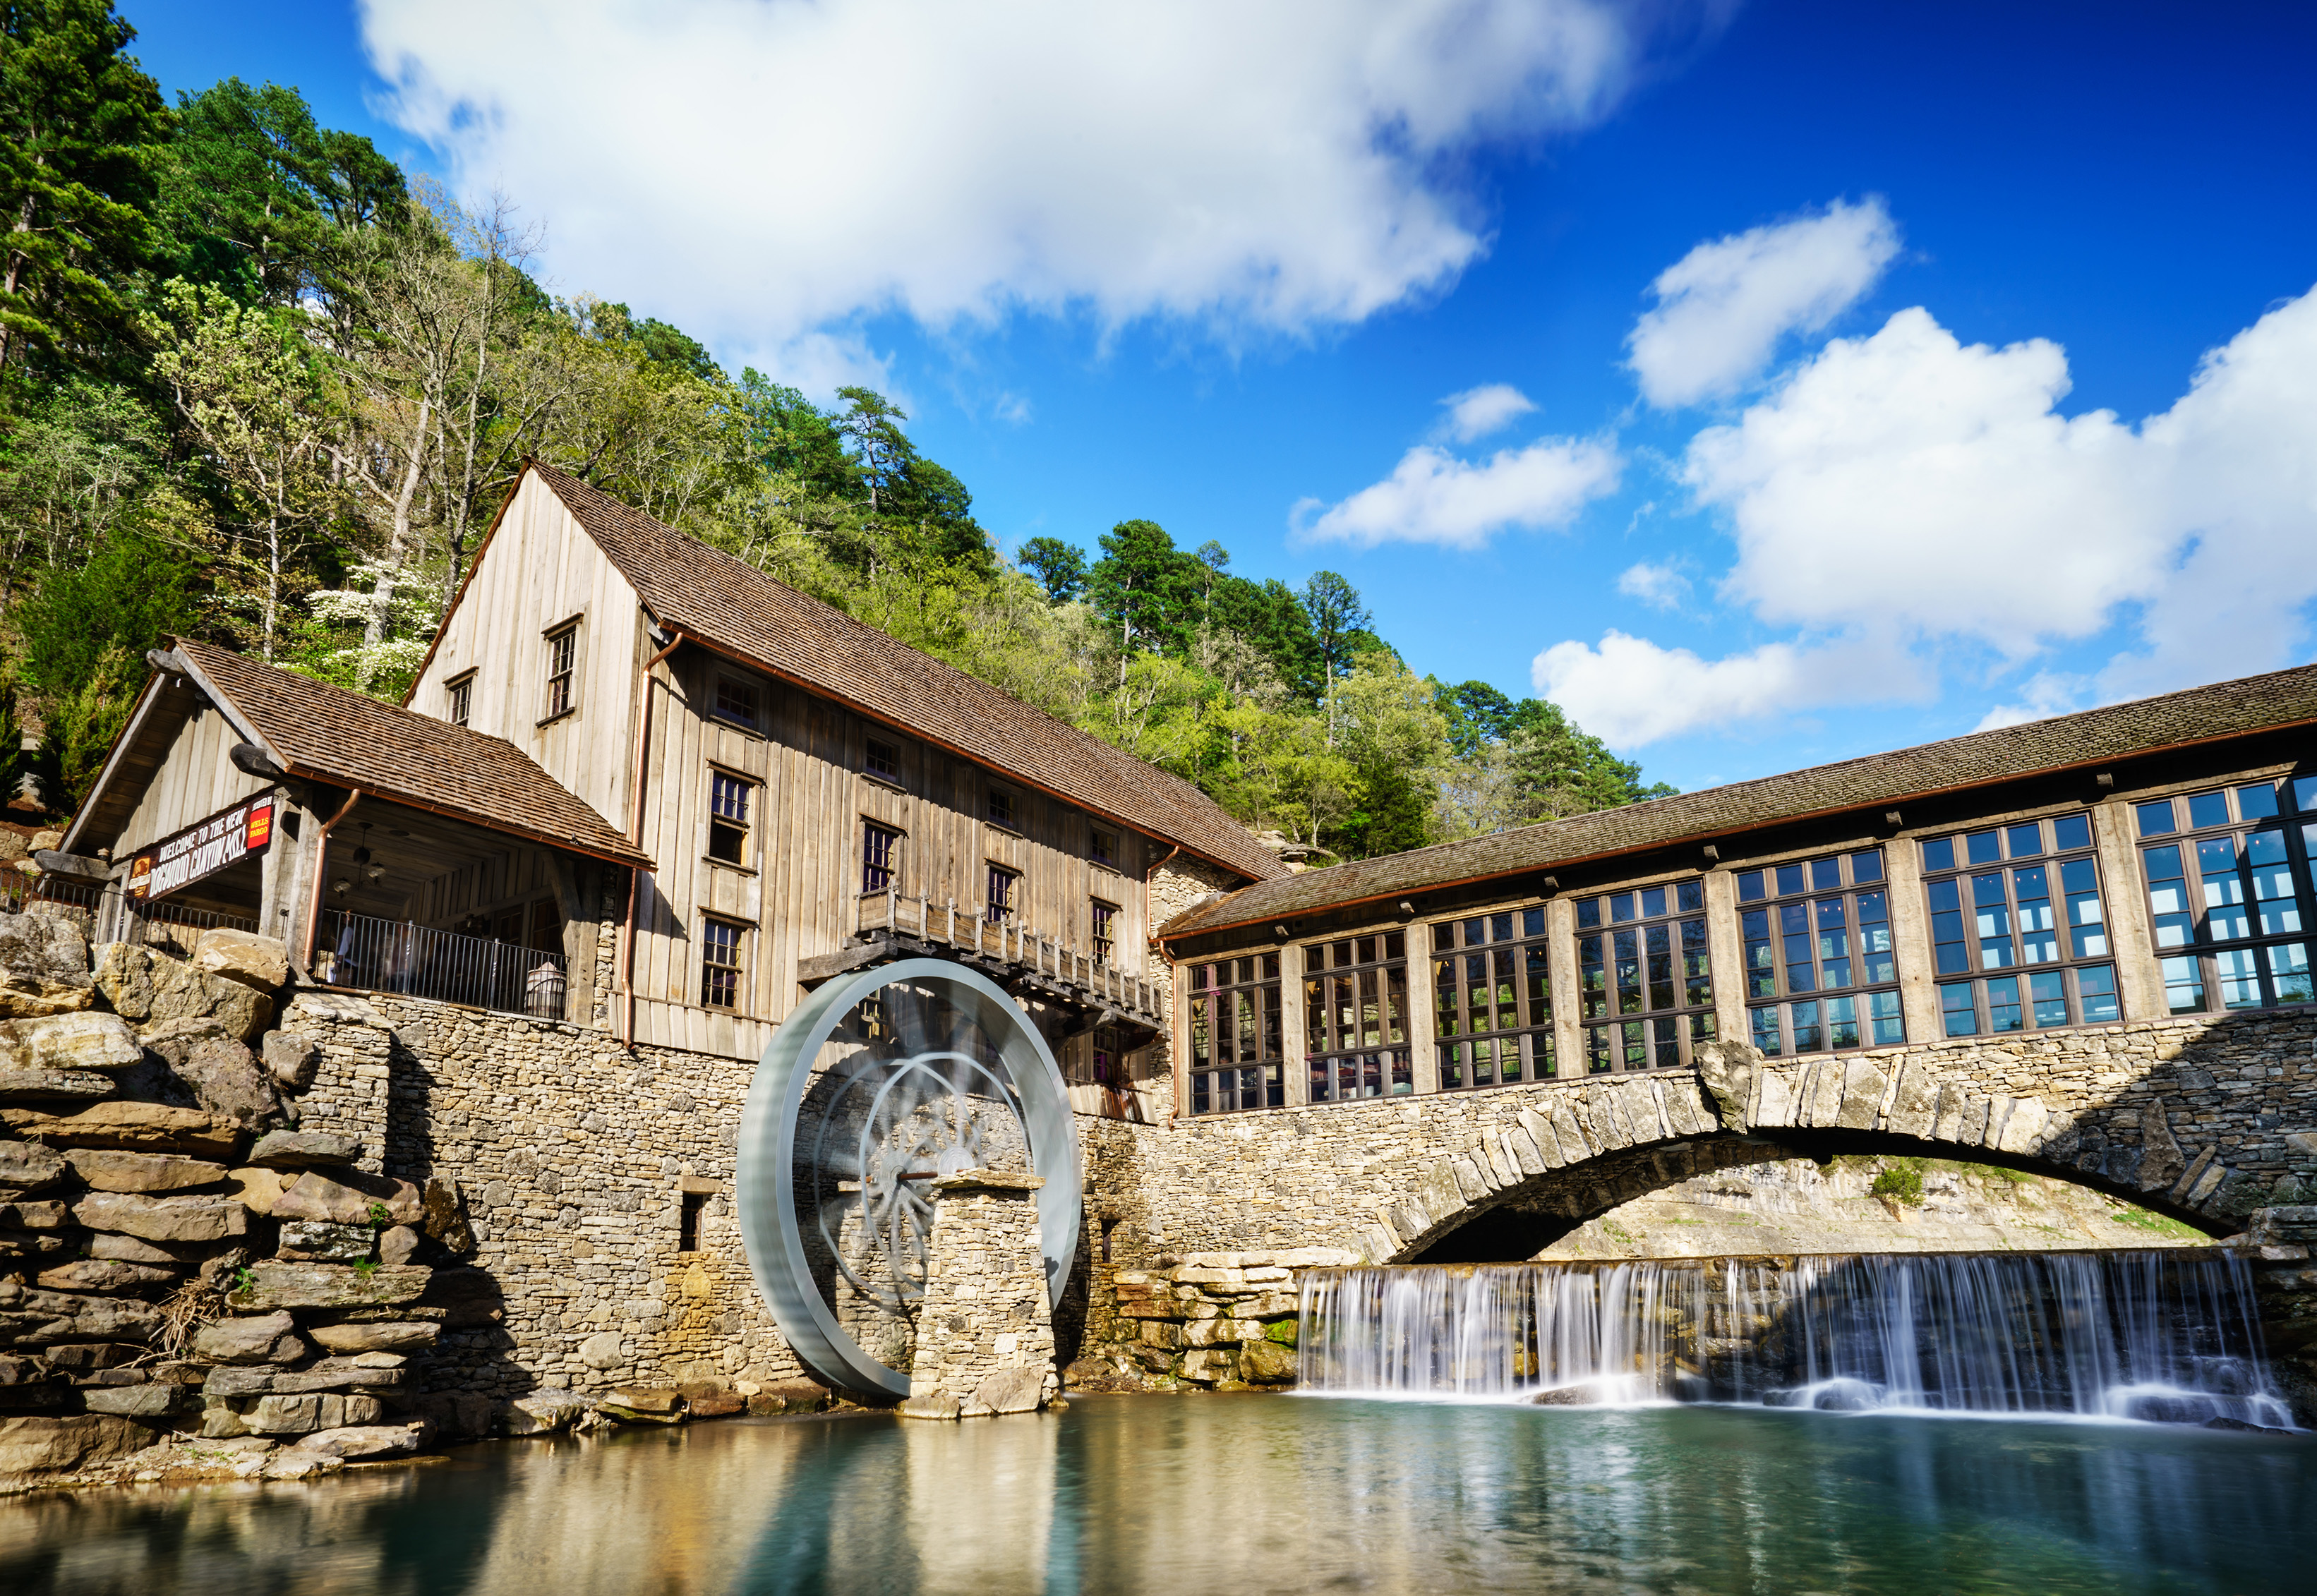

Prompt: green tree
[
  {"left": 0, "top": 0, "right": 167, "bottom": 386},
  {"left": 1018, "top": 536, "right": 1087, "bottom": 603},
  {"left": 1440, "top": 679, "right": 1517, "bottom": 758},
  {"left": 1088, "top": 518, "right": 1198, "bottom": 671}
]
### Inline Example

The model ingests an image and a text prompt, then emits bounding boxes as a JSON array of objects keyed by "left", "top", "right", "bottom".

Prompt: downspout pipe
[
  {"left": 301, "top": 787, "right": 363, "bottom": 976},
  {"left": 620, "top": 628, "right": 685, "bottom": 1048}
]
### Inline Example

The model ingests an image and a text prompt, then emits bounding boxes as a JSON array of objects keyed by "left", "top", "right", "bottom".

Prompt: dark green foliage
[
  {"left": 1870, "top": 1160, "right": 1927, "bottom": 1206},
  {"left": 1441, "top": 679, "right": 1517, "bottom": 758},
  {"left": 1504, "top": 696, "right": 1672, "bottom": 821},
  {"left": 1018, "top": 536, "right": 1087, "bottom": 603}
]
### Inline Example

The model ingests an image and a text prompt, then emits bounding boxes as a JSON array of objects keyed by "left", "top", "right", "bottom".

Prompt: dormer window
[
  {"left": 714, "top": 677, "right": 759, "bottom": 730},
  {"left": 445, "top": 672, "right": 474, "bottom": 728},
  {"left": 543, "top": 622, "right": 579, "bottom": 719}
]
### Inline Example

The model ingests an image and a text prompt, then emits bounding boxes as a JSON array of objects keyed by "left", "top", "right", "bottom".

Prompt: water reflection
[{"left": 5, "top": 1398, "right": 2312, "bottom": 1595}]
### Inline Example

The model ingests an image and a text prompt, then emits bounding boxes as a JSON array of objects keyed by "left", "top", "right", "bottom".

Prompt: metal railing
[
  {"left": 0, "top": 875, "right": 256, "bottom": 958},
  {"left": 315, "top": 909, "right": 571, "bottom": 1020},
  {"left": 855, "top": 889, "right": 1166, "bottom": 1027}
]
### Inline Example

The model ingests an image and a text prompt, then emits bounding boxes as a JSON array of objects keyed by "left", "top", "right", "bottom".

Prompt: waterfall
[{"left": 1295, "top": 1250, "right": 2292, "bottom": 1427}]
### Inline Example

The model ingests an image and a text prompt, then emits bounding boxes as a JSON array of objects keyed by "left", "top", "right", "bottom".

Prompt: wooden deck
[{"left": 798, "top": 890, "right": 1168, "bottom": 1032}]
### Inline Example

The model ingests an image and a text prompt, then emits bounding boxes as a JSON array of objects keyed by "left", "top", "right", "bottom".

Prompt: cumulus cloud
[
  {"left": 1438, "top": 383, "right": 1538, "bottom": 442},
  {"left": 362, "top": 0, "right": 1697, "bottom": 375},
  {"left": 1616, "top": 560, "right": 1690, "bottom": 609},
  {"left": 1295, "top": 435, "right": 1621, "bottom": 550},
  {"left": 1532, "top": 631, "right": 1924, "bottom": 747},
  {"left": 1536, "top": 284, "right": 2317, "bottom": 746},
  {"left": 1627, "top": 196, "right": 1900, "bottom": 408}
]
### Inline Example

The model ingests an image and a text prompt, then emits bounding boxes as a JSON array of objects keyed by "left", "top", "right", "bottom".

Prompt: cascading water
[{"left": 1295, "top": 1249, "right": 2292, "bottom": 1427}]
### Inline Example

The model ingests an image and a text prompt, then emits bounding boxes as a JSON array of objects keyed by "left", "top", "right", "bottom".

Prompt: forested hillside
[{"left": 0, "top": 2, "right": 1670, "bottom": 862}]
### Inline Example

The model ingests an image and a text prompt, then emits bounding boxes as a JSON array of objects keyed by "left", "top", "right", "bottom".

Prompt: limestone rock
[
  {"left": 2, "top": 1100, "right": 240, "bottom": 1157},
  {"left": 0, "top": 1012, "right": 142, "bottom": 1076},
  {"left": 74, "top": 1190, "right": 247, "bottom": 1244},
  {"left": 247, "top": 1129, "right": 360, "bottom": 1169},
  {"left": 246, "top": 1394, "right": 326, "bottom": 1435},
  {"left": 80, "top": 1382, "right": 195, "bottom": 1419},
  {"left": 271, "top": 1168, "right": 421, "bottom": 1227},
  {"left": 0, "top": 906, "right": 95, "bottom": 1015},
  {"left": 608, "top": 1385, "right": 682, "bottom": 1415},
  {"left": 421, "top": 1178, "right": 476, "bottom": 1254},
  {"left": 293, "top": 1422, "right": 425, "bottom": 1461},
  {"left": 227, "top": 1166, "right": 285, "bottom": 1214},
  {"left": 193, "top": 929, "right": 290, "bottom": 994},
  {"left": 0, "top": 1138, "right": 66, "bottom": 1192},
  {"left": 34, "top": 1259, "right": 177, "bottom": 1294},
  {"left": 1240, "top": 1340, "right": 1299, "bottom": 1384},
  {"left": 259, "top": 1030, "right": 319, "bottom": 1092},
  {"left": 505, "top": 1389, "right": 594, "bottom": 1436},
  {"left": 272, "top": 1358, "right": 407, "bottom": 1394},
  {"left": 743, "top": 1379, "right": 830, "bottom": 1415},
  {"left": 898, "top": 1388, "right": 960, "bottom": 1420},
  {"left": 260, "top": 1449, "right": 344, "bottom": 1480},
  {"left": 2, "top": 1278, "right": 166, "bottom": 1343},
  {"left": 176, "top": 1039, "right": 282, "bottom": 1130},
  {"left": 1693, "top": 1040, "right": 1762, "bottom": 1133},
  {"left": 969, "top": 1367, "right": 1044, "bottom": 1414},
  {"left": 0, "top": 1069, "right": 114, "bottom": 1100},
  {"left": 377, "top": 1225, "right": 422, "bottom": 1266},
  {"left": 308, "top": 1319, "right": 439, "bottom": 1354},
  {"left": 278, "top": 1220, "right": 373, "bottom": 1262},
  {"left": 0, "top": 1414, "right": 155, "bottom": 1485},
  {"left": 89, "top": 1233, "right": 190, "bottom": 1265},
  {"left": 685, "top": 1391, "right": 745, "bottom": 1417},
  {"left": 64, "top": 1148, "right": 227, "bottom": 1194},
  {"left": 229, "top": 1260, "right": 431, "bottom": 1312},
  {"left": 91, "top": 943, "right": 155, "bottom": 1022},
  {"left": 192, "top": 1312, "right": 306, "bottom": 1366},
  {"left": 0, "top": 980, "right": 94, "bottom": 1020}
]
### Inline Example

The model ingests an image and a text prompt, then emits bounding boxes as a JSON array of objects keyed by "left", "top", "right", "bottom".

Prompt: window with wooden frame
[
  {"left": 862, "top": 821, "right": 901, "bottom": 894},
  {"left": 714, "top": 676, "right": 759, "bottom": 730},
  {"left": 1304, "top": 932, "right": 1411, "bottom": 1101},
  {"left": 865, "top": 737, "right": 900, "bottom": 782},
  {"left": 1188, "top": 955, "right": 1283, "bottom": 1115},
  {"left": 1922, "top": 814, "right": 2117, "bottom": 1038},
  {"left": 1739, "top": 850, "right": 1904, "bottom": 1057},
  {"left": 707, "top": 770, "right": 752, "bottom": 865},
  {"left": 445, "top": 671, "right": 474, "bottom": 728},
  {"left": 1091, "top": 828, "right": 1119, "bottom": 869},
  {"left": 986, "top": 863, "right": 1020, "bottom": 922},
  {"left": 2137, "top": 777, "right": 2316, "bottom": 1015},
  {"left": 987, "top": 787, "right": 1018, "bottom": 828},
  {"left": 700, "top": 917, "right": 746, "bottom": 1010},
  {"left": 1091, "top": 899, "right": 1118, "bottom": 962},
  {"left": 542, "top": 622, "right": 579, "bottom": 718},
  {"left": 1576, "top": 883, "right": 1715, "bottom": 1074},
  {"left": 1434, "top": 909, "right": 1553, "bottom": 1089}
]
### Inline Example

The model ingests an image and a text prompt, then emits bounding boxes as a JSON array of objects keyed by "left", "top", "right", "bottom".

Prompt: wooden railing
[{"left": 853, "top": 889, "right": 1167, "bottom": 1027}]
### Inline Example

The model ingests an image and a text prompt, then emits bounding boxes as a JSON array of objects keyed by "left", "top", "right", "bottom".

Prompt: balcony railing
[
  {"left": 1, "top": 876, "right": 256, "bottom": 960},
  {"left": 853, "top": 889, "right": 1166, "bottom": 1029},
  {"left": 315, "top": 909, "right": 571, "bottom": 1020}
]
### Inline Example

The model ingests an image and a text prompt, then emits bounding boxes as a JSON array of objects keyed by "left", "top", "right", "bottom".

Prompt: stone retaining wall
[{"left": 906, "top": 1172, "right": 1057, "bottom": 1416}]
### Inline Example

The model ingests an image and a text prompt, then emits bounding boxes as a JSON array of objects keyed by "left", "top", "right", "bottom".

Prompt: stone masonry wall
[{"left": 907, "top": 1172, "right": 1055, "bottom": 1415}]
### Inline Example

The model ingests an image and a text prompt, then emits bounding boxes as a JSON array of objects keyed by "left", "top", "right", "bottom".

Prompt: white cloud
[
  {"left": 1532, "top": 631, "right": 1924, "bottom": 747},
  {"left": 363, "top": 0, "right": 1687, "bottom": 363},
  {"left": 1295, "top": 435, "right": 1621, "bottom": 550},
  {"left": 1438, "top": 383, "right": 1537, "bottom": 442},
  {"left": 1627, "top": 196, "right": 1900, "bottom": 408},
  {"left": 1616, "top": 560, "right": 1690, "bottom": 609},
  {"left": 1536, "top": 284, "right": 2317, "bottom": 747}
]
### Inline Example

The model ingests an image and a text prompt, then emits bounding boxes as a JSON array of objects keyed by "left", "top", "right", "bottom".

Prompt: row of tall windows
[
  {"left": 1185, "top": 779, "right": 2316, "bottom": 1114},
  {"left": 1187, "top": 955, "right": 1283, "bottom": 1114}
]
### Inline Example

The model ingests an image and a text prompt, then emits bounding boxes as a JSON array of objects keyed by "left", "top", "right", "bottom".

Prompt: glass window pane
[
  {"left": 2052, "top": 814, "right": 2093, "bottom": 852},
  {"left": 1463, "top": 918, "right": 1486, "bottom": 949},
  {"left": 2297, "top": 776, "right": 2317, "bottom": 815},
  {"left": 1850, "top": 850, "right": 1885, "bottom": 884},
  {"left": 1826, "top": 995, "right": 1860, "bottom": 1050},
  {"left": 1750, "top": 1006, "right": 1782, "bottom": 1057},
  {"left": 1577, "top": 897, "right": 1602, "bottom": 930},
  {"left": 1973, "top": 873, "right": 2014, "bottom": 967},
  {"left": 2076, "top": 964, "right": 2119, "bottom": 1024},
  {"left": 2186, "top": 791, "right": 2230, "bottom": 829},
  {"left": 2160, "top": 955, "right": 2207, "bottom": 1015},
  {"left": 1986, "top": 976, "right": 2023, "bottom": 1033},
  {"left": 1867, "top": 990, "right": 1906, "bottom": 1046},
  {"left": 1489, "top": 912, "right": 1513, "bottom": 943},
  {"left": 1587, "top": 1027, "right": 1612, "bottom": 1075},
  {"left": 2029, "top": 970, "right": 2069, "bottom": 1027},
  {"left": 1967, "top": 830, "right": 2002, "bottom": 865},
  {"left": 2216, "top": 947, "right": 2263, "bottom": 1010},
  {"left": 1614, "top": 929, "right": 1643, "bottom": 1014},
  {"left": 1645, "top": 923, "right": 1675, "bottom": 1010},
  {"left": 1525, "top": 945, "right": 1551, "bottom": 1026},
  {"left": 1435, "top": 960, "right": 1458, "bottom": 1038},
  {"left": 1621, "top": 1020, "right": 1649, "bottom": 1072},
  {"left": 2136, "top": 801, "right": 2177, "bottom": 837},
  {"left": 1940, "top": 981, "right": 1978, "bottom": 1037},
  {"left": 2237, "top": 782, "right": 2280, "bottom": 820},
  {"left": 1432, "top": 921, "right": 1454, "bottom": 953},
  {"left": 1678, "top": 879, "right": 1704, "bottom": 913},
  {"left": 2267, "top": 943, "right": 2312, "bottom": 1006},
  {"left": 1775, "top": 864, "right": 1805, "bottom": 897},
  {"left": 1737, "top": 871, "right": 1765, "bottom": 902},
  {"left": 2014, "top": 866, "right": 2058, "bottom": 964},
  {"left": 1922, "top": 838, "right": 1956, "bottom": 873},
  {"left": 1810, "top": 857, "right": 1843, "bottom": 891},
  {"left": 1681, "top": 919, "right": 1712, "bottom": 1009},
  {"left": 1522, "top": 907, "right": 1546, "bottom": 938},
  {"left": 2006, "top": 823, "right": 2044, "bottom": 858},
  {"left": 1385, "top": 931, "right": 1405, "bottom": 962},
  {"left": 1791, "top": 1000, "right": 1822, "bottom": 1053},
  {"left": 1611, "top": 893, "right": 1637, "bottom": 924},
  {"left": 1580, "top": 934, "right": 1607, "bottom": 1020},
  {"left": 1640, "top": 886, "right": 1667, "bottom": 919}
]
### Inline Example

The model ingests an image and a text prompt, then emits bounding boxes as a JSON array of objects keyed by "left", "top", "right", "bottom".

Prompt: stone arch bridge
[{"left": 1085, "top": 1010, "right": 2317, "bottom": 1267}]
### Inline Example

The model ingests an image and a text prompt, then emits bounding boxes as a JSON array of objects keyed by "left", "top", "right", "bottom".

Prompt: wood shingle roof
[
  {"left": 524, "top": 461, "right": 1285, "bottom": 884},
  {"left": 1160, "top": 660, "right": 2317, "bottom": 940}
]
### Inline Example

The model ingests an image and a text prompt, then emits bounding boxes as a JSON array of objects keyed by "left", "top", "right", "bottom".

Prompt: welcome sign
[{"left": 128, "top": 794, "right": 275, "bottom": 902}]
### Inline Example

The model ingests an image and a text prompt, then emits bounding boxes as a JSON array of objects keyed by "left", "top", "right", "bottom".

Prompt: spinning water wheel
[{"left": 737, "top": 959, "right": 1082, "bottom": 1399}]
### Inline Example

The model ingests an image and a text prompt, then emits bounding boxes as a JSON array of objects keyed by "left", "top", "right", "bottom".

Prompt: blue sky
[{"left": 124, "top": 1, "right": 2317, "bottom": 795}]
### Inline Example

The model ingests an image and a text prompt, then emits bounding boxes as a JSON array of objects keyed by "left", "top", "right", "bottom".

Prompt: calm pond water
[{"left": 4, "top": 1394, "right": 2312, "bottom": 1595}]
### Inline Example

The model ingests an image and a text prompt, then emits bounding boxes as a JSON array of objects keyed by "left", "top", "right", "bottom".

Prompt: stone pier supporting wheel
[{"left": 736, "top": 958, "right": 1081, "bottom": 1401}]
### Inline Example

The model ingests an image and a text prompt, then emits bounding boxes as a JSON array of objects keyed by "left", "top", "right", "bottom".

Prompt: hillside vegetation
[{"left": 0, "top": 3, "right": 1670, "bottom": 859}]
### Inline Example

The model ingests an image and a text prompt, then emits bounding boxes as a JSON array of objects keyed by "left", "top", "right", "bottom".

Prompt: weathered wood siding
[
  {"left": 411, "top": 474, "right": 645, "bottom": 832},
  {"left": 112, "top": 703, "right": 270, "bottom": 857}
]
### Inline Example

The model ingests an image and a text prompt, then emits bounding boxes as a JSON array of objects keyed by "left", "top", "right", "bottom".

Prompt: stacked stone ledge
[
  {"left": 1069, "top": 1250, "right": 1358, "bottom": 1391},
  {"left": 903, "top": 1171, "right": 1059, "bottom": 1419}
]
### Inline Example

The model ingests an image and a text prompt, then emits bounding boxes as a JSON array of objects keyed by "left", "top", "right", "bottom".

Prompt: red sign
[{"left": 128, "top": 794, "right": 276, "bottom": 902}]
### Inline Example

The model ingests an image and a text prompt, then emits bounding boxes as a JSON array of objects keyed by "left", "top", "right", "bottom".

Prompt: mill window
[
  {"left": 988, "top": 787, "right": 1017, "bottom": 828},
  {"left": 862, "top": 821, "right": 901, "bottom": 894},
  {"left": 1091, "top": 899, "right": 1117, "bottom": 962},
  {"left": 714, "top": 677, "right": 759, "bottom": 730},
  {"left": 707, "top": 770, "right": 752, "bottom": 865},
  {"left": 1092, "top": 828, "right": 1119, "bottom": 869},
  {"left": 700, "top": 917, "right": 745, "bottom": 1010},
  {"left": 986, "top": 864, "right": 1020, "bottom": 923},
  {"left": 1304, "top": 933, "right": 1410, "bottom": 1101},
  {"left": 1576, "top": 882, "right": 1715, "bottom": 1073},
  {"left": 1188, "top": 954, "right": 1283, "bottom": 1115},
  {"left": 865, "top": 737, "right": 899, "bottom": 781},
  {"left": 542, "top": 623, "right": 579, "bottom": 718},
  {"left": 1922, "top": 814, "right": 2117, "bottom": 1036},
  {"left": 2138, "top": 777, "right": 2316, "bottom": 1013},
  {"left": 1738, "top": 850, "right": 1904, "bottom": 1057},
  {"left": 445, "top": 671, "right": 474, "bottom": 728},
  {"left": 1434, "top": 907, "right": 1553, "bottom": 1089}
]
